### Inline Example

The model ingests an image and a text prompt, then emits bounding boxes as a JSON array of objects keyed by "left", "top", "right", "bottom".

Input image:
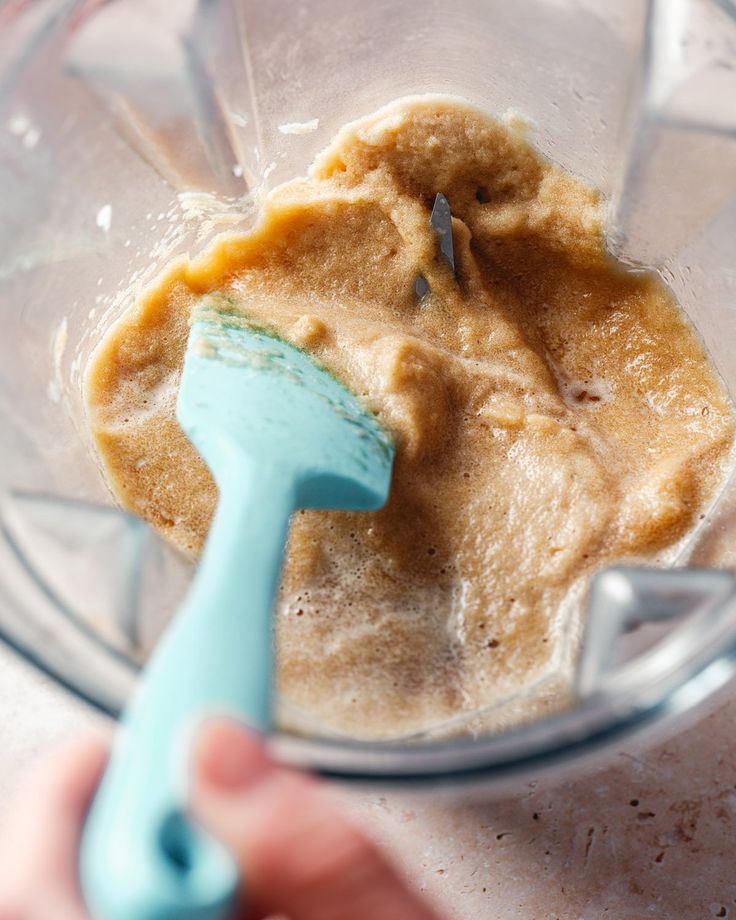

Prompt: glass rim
[{"left": 3, "top": 584, "right": 735, "bottom": 786}]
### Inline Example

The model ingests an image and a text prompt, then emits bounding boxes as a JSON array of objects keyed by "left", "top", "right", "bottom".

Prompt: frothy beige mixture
[{"left": 86, "top": 97, "right": 734, "bottom": 739}]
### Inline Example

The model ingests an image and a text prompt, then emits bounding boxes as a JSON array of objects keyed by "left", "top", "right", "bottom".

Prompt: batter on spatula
[{"left": 85, "top": 96, "right": 735, "bottom": 739}]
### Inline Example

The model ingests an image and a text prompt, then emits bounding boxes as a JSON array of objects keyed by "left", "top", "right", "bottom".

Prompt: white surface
[
  {"left": 0, "top": 644, "right": 102, "bottom": 806},
  {"left": 1, "top": 640, "right": 736, "bottom": 919}
]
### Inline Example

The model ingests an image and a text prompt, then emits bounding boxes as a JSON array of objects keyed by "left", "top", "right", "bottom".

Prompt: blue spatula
[{"left": 80, "top": 296, "right": 394, "bottom": 920}]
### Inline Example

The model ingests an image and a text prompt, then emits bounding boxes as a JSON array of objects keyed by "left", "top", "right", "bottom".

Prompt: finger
[
  {"left": 0, "top": 732, "right": 110, "bottom": 916},
  {"left": 191, "top": 719, "right": 443, "bottom": 920}
]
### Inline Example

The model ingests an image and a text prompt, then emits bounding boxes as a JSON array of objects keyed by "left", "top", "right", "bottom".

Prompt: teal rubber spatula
[{"left": 80, "top": 297, "right": 394, "bottom": 920}]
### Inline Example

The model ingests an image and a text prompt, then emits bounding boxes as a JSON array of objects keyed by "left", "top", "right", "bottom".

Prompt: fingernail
[{"left": 193, "top": 718, "right": 272, "bottom": 792}]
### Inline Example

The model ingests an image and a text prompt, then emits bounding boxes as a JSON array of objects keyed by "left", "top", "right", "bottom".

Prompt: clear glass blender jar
[{"left": 2, "top": 0, "right": 736, "bottom": 789}]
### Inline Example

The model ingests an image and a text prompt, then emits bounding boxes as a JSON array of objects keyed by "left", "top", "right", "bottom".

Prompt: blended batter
[{"left": 86, "top": 97, "right": 735, "bottom": 739}]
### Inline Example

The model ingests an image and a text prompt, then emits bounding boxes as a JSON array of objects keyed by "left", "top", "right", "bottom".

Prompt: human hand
[
  {"left": 190, "top": 718, "right": 444, "bottom": 920},
  {"left": 0, "top": 720, "right": 445, "bottom": 920},
  {"left": 0, "top": 732, "right": 108, "bottom": 919}
]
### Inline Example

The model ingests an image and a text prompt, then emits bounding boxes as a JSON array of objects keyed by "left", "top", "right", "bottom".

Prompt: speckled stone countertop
[{"left": 1, "top": 642, "right": 734, "bottom": 920}]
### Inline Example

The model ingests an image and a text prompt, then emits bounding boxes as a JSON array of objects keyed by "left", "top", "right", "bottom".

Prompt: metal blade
[
  {"left": 415, "top": 191, "right": 456, "bottom": 299},
  {"left": 430, "top": 191, "right": 455, "bottom": 273}
]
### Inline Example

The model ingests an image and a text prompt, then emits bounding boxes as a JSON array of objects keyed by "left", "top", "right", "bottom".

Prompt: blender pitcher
[{"left": 3, "top": 0, "right": 736, "bottom": 910}]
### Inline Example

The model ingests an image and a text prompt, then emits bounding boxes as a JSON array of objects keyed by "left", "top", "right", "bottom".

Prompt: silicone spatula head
[{"left": 178, "top": 295, "right": 394, "bottom": 511}]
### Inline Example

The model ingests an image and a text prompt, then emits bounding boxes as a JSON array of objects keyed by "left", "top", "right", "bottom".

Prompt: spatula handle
[{"left": 80, "top": 460, "right": 296, "bottom": 920}]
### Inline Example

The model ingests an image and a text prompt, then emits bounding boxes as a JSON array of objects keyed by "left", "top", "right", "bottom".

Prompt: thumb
[{"left": 190, "top": 719, "right": 443, "bottom": 920}]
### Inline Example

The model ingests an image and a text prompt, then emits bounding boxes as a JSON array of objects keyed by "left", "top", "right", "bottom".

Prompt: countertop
[{"left": 1, "top": 642, "right": 734, "bottom": 920}]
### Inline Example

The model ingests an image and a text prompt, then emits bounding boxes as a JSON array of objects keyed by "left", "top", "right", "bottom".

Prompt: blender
[{"left": 2, "top": 0, "right": 736, "bottom": 812}]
